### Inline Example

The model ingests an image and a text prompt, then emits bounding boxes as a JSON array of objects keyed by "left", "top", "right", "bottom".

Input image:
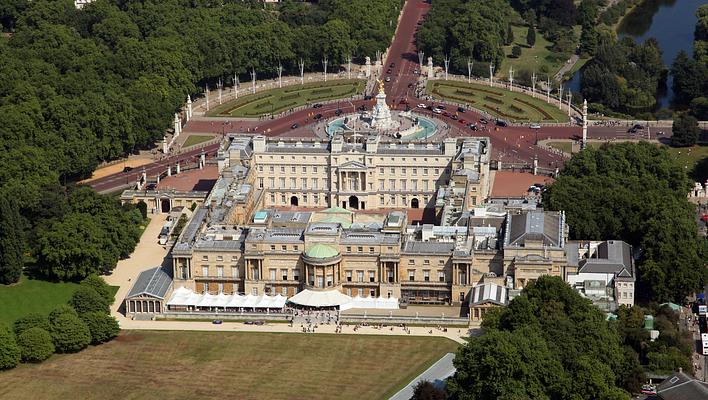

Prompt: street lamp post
[
  {"left": 322, "top": 57, "right": 328, "bottom": 82},
  {"left": 251, "top": 68, "right": 256, "bottom": 94},
  {"left": 489, "top": 63, "right": 495, "bottom": 87},
  {"left": 467, "top": 58, "right": 473, "bottom": 84}
]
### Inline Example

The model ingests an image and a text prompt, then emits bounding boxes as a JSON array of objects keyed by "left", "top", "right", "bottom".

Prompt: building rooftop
[
  {"left": 657, "top": 371, "right": 708, "bottom": 400},
  {"left": 470, "top": 282, "right": 508, "bottom": 306},
  {"left": 305, "top": 244, "right": 340, "bottom": 259},
  {"left": 504, "top": 210, "right": 564, "bottom": 248},
  {"left": 403, "top": 240, "right": 455, "bottom": 255},
  {"left": 126, "top": 267, "right": 172, "bottom": 300},
  {"left": 578, "top": 240, "right": 633, "bottom": 279}
]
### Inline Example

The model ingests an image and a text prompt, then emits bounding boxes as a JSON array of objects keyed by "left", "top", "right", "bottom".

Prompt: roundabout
[{"left": 325, "top": 80, "right": 440, "bottom": 141}]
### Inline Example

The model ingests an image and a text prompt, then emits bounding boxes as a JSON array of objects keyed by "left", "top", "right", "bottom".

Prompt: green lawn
[
  {"left": 182, "top": 134, "right": 215, "bottom": 148},
  {"left": 0, "top": 330, "right": 459, "bottom": 400},
  {"left": 427, "top": 80, "right": 569, "bottom": 123},
  {"left": 666, "top": 145, "right": 708, "bottom": 182},
  {"left": 498, "top": 25, "right": 566, "bottom": 79},
  {"left": 208, "top": 79, "right": 365, "bottom": 118},
  {"left": 0, "top": 276, "right": 79, "bottom": 326}
]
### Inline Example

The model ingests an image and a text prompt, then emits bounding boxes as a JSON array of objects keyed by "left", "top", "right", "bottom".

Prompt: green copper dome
[
  {"left": 321, "top": 206, "right": 352, "bottom": 214},
  {"left": 305, "top": 244, "right": 340, "bottom": 259}
]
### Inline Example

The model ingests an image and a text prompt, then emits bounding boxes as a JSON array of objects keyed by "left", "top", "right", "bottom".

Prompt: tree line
[
  {"left": 0, "top": 0, "right": 401, "bottom": 285},
  {"left": 446, "top": 276, "right": 695, "bottom": 399},
  {"left": 0, "top": 275, "right": 119, "bottom": 370},
  {"left": 543, "top": 142, "right": 708, "bottom": 303},
  {"left": 580, "top": 35, "right": 667, "bottom": 118}
]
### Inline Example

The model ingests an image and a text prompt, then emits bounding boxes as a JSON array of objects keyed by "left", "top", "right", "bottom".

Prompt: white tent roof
[
  {"left": 166, "top": 287, "right": 287, "bottom": 309},
  {"left": 288, "top": 289, "right": 353, "bottom": 307},
  {"left": 340, "top": 295, "right": 399, "bottom": 311}
]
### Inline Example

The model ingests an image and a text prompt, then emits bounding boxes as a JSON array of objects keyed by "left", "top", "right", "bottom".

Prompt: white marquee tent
[{"left": 166, "top": 287, "right": 287, "bottom": 310}]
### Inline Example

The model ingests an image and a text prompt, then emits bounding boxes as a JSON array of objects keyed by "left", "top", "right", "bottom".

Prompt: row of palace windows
[
  {"left": 377, "top": 179, "right": 438, "bottom": 191},
  {"left": 258, "top": 155, "right": 446, "bottom": 163},
  {"left": 199, "top": 265, "right": 240, "bottom": 278}
]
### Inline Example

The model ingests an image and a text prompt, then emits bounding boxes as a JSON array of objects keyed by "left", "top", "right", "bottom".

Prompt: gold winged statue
[{"left": 377, "top": 79, "right": 385, "bottom": 94}]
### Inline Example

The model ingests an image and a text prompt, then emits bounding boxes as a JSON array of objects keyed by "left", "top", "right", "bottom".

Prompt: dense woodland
[
  {"left": 0, "top": 0, "right": 401, "bottom": 284},
  {"left": 447, "top": 276, "right": 695, "bottom": 399},
  {"left": 543, "top": 142, "right": 708, "bottom": 303}
]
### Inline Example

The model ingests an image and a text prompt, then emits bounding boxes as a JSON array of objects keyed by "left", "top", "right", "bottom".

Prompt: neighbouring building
[{"left": 566, "top": 240, "right": 636, "bottom": 311}]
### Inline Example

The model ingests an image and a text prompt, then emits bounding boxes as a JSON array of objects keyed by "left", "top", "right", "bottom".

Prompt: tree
[
  {"left": 49, "top": 312, "right": 90, "bottom": 353},
  {"left": 80, "top": 275, "right": 115, "bottom": 306},
  {"left": 13, "top": 313, "right": 50, "bottom": 337},
  {"left": 70, "top": 286, "right": 110, "bottom": 314},
  {"left": 136, "top": 200, "right": 148, "bottom": 219},
  {"left": 17, "top": 327, "right": 54, "bottom": 363},
  {"left": 543, "top": 142, "right": 708, "bottom": 302},
  {"left": 511, "top": 45, "right": 522, "bottom": 58},
  {"left": 411, "top": 380, "right": 446, "bottom": 400},
  {"left": 672, "top": 113, "right": 700, "bottom": 147},
  {"left": 505, "top": 24, "right": 514, "bottom": 45},
  {"left": 0, "top": 195, "right": 25, "bottom": 284},
  {"left": 80, "top": 312, "right": 120, "bottom": 344},
  {"left": 0, "top": 324, "right": 20, "bottom": 370},
  {"left": 48, "top": 305, "right": 78, "bottom": 326},
  {"left": 526, "top": 26, "right": 536, "bottom": 47}
]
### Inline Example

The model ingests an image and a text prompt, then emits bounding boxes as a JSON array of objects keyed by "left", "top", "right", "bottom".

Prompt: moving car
[
  {"left": 469, "top": 124, "right": 478, "bottom": 131},
  {"left": 496, "top": 119, "right": 508, "bottom": 127},
  {"left": 529, "top": 123, "right": 541, "bottom": 129},
  {"left": 417, "top": 104, "right": 427, "bottom": 109},
  {"left": 479, "top": 118, "right": 489, "bottom": 124},
  {"left": 312, "top": 103, "right": 322, "bottom": 108},
  {"left": 313, "top": 113, "right": 322, "bottom": 120},
  {"left": 450, "top": 114, "right": 458, "bottom": 120},
  {"left": 291, "top": 123, "right": 298, "bottom": 129},
  {"left": 123, "top": 166, "right": 133, "bottom": 172},
  {"left": 212, "top": 320, "right": 223, "bottom": 325},
  {"left": 386, "top": 69, "right": 392, "bottom": 74},
  {"left": 457, "top": 107, "right": 465, "bottom": 113},
  {"left": 385, "top": 77, "right": 391, "bottom": 82},
  {"left": 432, "top": 108, "right": 443, "bottom": 114}
]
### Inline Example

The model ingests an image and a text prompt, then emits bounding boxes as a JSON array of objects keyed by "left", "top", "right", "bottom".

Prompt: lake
[{"left": 566, "top": 0, "right": 703, "bottom": 108}]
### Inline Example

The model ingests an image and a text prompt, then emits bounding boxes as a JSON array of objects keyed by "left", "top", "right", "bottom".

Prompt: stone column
[
  {"left": 427, "top": 57, "right": 434, "bottom": 79},
  {"left": 365, "top": 56, "right": 371, "bottom": 78}
]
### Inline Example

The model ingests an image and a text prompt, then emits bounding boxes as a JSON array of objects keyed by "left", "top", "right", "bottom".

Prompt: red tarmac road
[{"left": 89, "top": 0, "right": 672, "bottom": 193}]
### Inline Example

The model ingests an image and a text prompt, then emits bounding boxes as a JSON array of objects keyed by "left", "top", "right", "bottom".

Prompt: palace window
[
  {"left": 293, "top": 270, "right": 300, "bottom": 281},
  {"left": 369, "top": 271, "right": 375, "bottom": 282},
  {"left": 408, "top": 270, "right": 415, "bottom": 281},
  {"left": 252, "top": 288, "right": 258, "bottom": 295},
  {"left": 231, "top": 266, "right": 239, "bottom": 278},
  {"left": 280, "top": 166, "right": 285, "bottom": 173},
  {"left": 270, "top": 269, "right": 277, "bottom": 280},
  {"left": 291, "top": 166, "right": 296, "bottom": 173},
  {"left": 438, "top": 271, "right": 445, "bottom": 282},
  {"left": 282, "top": 245, "right": 287, "bottom": 251},
  {"left": 258, "top": 165, "right": 263, "bottom": 172},
  {"left": 424, "top": 270, "right": 430, "bottom": 282},
  {"left": 270, "top": 166, "right": 274, "bottom": 173},
  {"left": 370, "top": 289, "right": 376, "bottom": 297},
  {"left": 269, "top": 177, "right": 274, "bottom": 187},
  {"left": 281, "top": 269, "right": 288, "bottom": 280},
  {"left": 357, "top": 246, "right": 363, "bottom": 252},
  {"left": 346, "top": 271, "right": 352, "bottom": 282},
  {"left": 216, "top": 266, "right": 224, "bottom": 277},
  {"left": 216, "top": 256, "right": 223, "bottom": 262},
  {"left": 270, "top": 245, "right": 276, "bottom": 251},
  {"left": 356, "top": 271, "right": 364, "bottom": 282},
  {"left": 201, "top": 255, "right": 208, "bottom": 261},
  {"left": 202, "top": 266, "right": 209, "bottom": 277},
  {"left": 281, "top": 287, "right": 288, "bottom": 296},
  {"left": 218, "top": 283, "right": 224, "bottom": 293},
  {"left": 357, "top": 288, "right": 363, "bottom": 297},
  {"left": 302, "top": 166, "right": 307, "bottom": 173},
  {"left": 369, "top": 247, "right": 374, "bottom": 253},
  {"left": 346, "top": 246, "right": 351, "bottom": 252}
]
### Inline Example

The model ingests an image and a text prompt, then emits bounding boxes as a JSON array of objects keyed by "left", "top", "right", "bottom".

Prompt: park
[
  {"left": 208, "top": 79, "right": 366, "bottom": 118},
  {"left": 426, "top": 80, "right": 570, "bottom": 123}
]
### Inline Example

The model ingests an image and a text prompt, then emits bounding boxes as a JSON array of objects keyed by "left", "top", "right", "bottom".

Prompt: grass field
[
  {"left": 0, "top": 330, "right": 459, "bottom": 400},
  {"left": 208, "top": 79, "right": 365, "bottom": 118},
  {"left": 666, "top": 144, "right": 708, "bottom": 182},
  {"left": 0, "top": 276, "right": 79, "bottom": 326},
  {"left": 427, "top": 80, "right": 569, "bottom": 123},
  {"left": 182, "top": 134, "right": 215, "bottom": 148},
  {"left": 498, "top": 25, "right": 566, "bottom": 79}
]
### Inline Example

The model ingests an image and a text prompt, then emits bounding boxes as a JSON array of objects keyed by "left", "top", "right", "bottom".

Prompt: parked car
[
  {"left": 469, "top": 124, "right": 478, "bottom": 131},
  {"left": 436, "top": 105, "right": 446, "bottom": 110},
  {"left": 529, "top": 123, "right": 541, "bottom": 129},
  {"left": 479, "top": 118, "right": 488, "bottom": 124},
  {"left": 432, "top": 108, "right": 442, "bottom": 114},
  {"left": 385, "top": 77, "right": 391, "bottom": 82},
  {"left": 450, "top": 114, "right": 458, "bottom": 120},
  {"left": 212, "top": 320, "right": 223, "bottom": 325},
  {"left": 145, "top": 183, "right": 157, "bottom": 190},
  {"left": 457, "top": 107, "right": 465, "bottom": 113},
  {"left": 313, "top": 113, "right": 322, "bottom": 120},
  {"left": 417, "top": 103, "right": 427, "bottom": 109},
  {"left": 312, "top": 103, "right": 323, "bottom": 108},
  {"left": 123, "top": 166, "right": 134, "bottom": 172},
  {"left": 496, "top": 119, "right": 508, "bottom": 127},
  {"left": 291, "top": 123, "right": 298, "bottom": 129}
]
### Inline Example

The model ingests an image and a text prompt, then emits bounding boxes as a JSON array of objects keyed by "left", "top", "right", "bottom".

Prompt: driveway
[{"left": 389, "top": 352, "right": 457, "bottom": 400}]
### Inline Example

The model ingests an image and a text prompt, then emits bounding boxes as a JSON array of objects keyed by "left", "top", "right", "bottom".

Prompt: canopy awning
[
  {"left": 166, "top": 287, "right": 287, "bottom": 309},
  {"left": 288, "top": 289, "right": 352, "bottom": 307},
  {"left": 340, "top": 295, "right": 399, "bottom": 311}
]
